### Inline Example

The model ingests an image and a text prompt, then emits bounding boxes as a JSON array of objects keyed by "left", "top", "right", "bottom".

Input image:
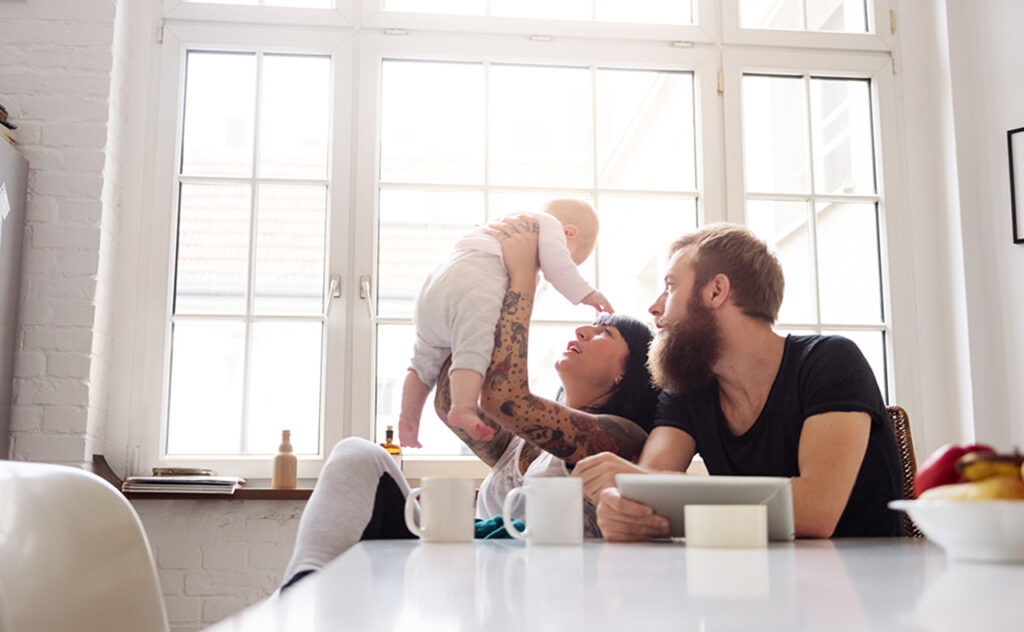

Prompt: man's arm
[
  {"left": 574, "top": 426, "right": 697, "bottom": 541},
  {"left": 790, "top": 411, "right": 870, "bottom": 538}
]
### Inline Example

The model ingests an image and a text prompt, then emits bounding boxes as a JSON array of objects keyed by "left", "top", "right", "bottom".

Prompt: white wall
[
  {"left": 0, "top": 0, "right": 115, "bottom": 464},
  {"left": 891, "top": 0, "right": 976, "bottom": 453},
  {"left": 944, "top": 0, "right": 1024, "bottom": 450},
  {"left": 133, "top": 499, "right": 304, "bottom": 632}
]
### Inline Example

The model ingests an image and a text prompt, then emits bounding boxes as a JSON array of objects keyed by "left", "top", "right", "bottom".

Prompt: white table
[{"left": 207, "top": 538, "right": 1024, "bottom": 631}]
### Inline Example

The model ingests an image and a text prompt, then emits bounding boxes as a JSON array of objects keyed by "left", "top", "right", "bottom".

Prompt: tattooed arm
[
  {"left": 433, "top": 356, "right": 512, "bottom": 468},
  {"left": 479, "top": 216, "right": 647, "bottom": 466}
]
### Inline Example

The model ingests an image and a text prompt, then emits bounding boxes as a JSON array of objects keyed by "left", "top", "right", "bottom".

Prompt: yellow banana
[
  {"left": 918, "top": 475, "right": 1024, "bottom": 501},
  {"left": 955, "top": 452, "right": 1023, "bottom": 482}
]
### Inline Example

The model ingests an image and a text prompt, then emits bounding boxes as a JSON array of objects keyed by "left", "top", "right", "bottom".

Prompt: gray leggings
[{"left": 282, "top": 437, "right": 414, "bottom": 588}]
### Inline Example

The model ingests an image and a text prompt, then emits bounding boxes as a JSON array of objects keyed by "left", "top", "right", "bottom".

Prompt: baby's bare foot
[
  {"left": 398, "top": 418, "right": 422, "bottom": 448},
  {"left": 448, "top": 407, "right": 495, "bottom": 442}
]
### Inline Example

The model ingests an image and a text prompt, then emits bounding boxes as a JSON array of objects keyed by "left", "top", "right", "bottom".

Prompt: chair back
[
  {"left": 886, "top": 405, "right": 923, "bottom": 538},
  {"left": 0, "top": 461, "right": 169, "bottom": 632}
]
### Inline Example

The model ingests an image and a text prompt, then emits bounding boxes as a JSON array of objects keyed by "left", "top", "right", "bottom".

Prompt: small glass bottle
[
  {"left": 380, "top": 425, "right": 402, "bottom": 464},
  {"left": 271, "top": 429, "right": 297, "bottom": 489}
]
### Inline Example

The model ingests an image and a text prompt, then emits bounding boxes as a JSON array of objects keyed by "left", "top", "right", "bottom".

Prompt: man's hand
[
  {"left": 594, "top": 487, "right": 669, "bottom": 542},
  {"left": 573, "top": 451, "right": 644, "bottom": 502}
]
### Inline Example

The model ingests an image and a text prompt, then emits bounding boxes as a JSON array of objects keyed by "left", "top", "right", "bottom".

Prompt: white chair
[{"left": 0, "top": 460, "right": 169, "bottom": 632}]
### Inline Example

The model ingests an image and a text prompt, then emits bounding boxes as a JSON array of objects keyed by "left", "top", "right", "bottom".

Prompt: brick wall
[
  {"left": 133, "top": 499, "right": 305, "bottom": 632},
  {"left": 1, "top": 0, "right": 115, "bottom": 464}
]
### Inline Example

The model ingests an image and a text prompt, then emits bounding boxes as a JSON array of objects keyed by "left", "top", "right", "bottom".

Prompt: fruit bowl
[{"left": 890, "top": 499, "right": 1024, "bottom": 563}]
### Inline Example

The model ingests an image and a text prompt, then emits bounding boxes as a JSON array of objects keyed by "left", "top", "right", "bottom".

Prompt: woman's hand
[{"left": 482, "top": 215, "right": 540, "bottom": 285}]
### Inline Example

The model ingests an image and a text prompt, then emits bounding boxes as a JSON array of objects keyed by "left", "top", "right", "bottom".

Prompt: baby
[{"left": 399, "top": 198, "right": 613, "bottom": 448}]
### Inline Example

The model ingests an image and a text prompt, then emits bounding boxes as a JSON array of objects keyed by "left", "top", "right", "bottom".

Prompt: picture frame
[{"left": 1010, "top": 127, "right": 1024, "bottom": 244}]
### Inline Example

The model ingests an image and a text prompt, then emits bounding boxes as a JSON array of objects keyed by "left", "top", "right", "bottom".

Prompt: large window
[
  {"left": 140, "top": 0, "right": 901, "bottom": 477},
  {"left": 372, "top": 60, "right": 701, "bottom": 455}
]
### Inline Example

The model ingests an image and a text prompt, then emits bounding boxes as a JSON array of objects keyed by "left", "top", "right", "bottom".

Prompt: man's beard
[{"left": 648, "top": 293, "right": 722, "bottom": 394}]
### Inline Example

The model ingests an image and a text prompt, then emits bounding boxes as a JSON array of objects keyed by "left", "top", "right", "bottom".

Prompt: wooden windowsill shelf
[{"left": 90, "top": 455, "right": 314, "bottom": 501}]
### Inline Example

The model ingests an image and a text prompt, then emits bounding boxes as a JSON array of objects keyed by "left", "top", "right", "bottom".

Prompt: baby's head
[{"left": 544, "top": 198, "right": 599, "bottom": 265}]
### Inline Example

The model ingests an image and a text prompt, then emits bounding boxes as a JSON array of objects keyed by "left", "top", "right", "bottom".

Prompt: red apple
[{"left": 914, "top": 443, "right": 996, "bottom": 497}]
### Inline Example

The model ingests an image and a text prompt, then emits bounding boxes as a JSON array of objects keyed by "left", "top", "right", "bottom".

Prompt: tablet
[{"left": 615, "top": 474, "right": 795, "bottom": 542}]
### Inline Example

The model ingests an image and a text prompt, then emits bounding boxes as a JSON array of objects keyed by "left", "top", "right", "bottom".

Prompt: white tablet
[{"left": 615, "top": 474, "right": 796, "bottom": 542}]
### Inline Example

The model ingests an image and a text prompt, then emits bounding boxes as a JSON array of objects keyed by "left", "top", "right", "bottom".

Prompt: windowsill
[
  {"left": 123, "top": 478, "right": 316, "bottom": 501},
  {"left": 90, "top": 455, "right": 316, "bottom": 501}
]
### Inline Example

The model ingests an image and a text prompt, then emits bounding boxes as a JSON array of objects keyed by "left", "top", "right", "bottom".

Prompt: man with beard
[{"left": 573, "top": 223, "right": 902, "bottom": 539}]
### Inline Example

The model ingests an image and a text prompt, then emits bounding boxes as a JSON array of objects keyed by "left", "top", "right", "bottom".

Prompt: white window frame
[
  {"left": 721, "top": 46, "right": 912, "bottom": 410},
  {"left": 352, "top": 32, "right": 723, "bottom": 477},
  {"left": 127, "top": 0, "right": 914, "bottom": 480},
  {"left": 721, "top": 0, "right": 895, "bottom": 51},
  {"left": 134, "top": 20, "right": 354, "bottom": 479},
  {"left": 359, "top": 0, "right": 720, "bottom": 43}
]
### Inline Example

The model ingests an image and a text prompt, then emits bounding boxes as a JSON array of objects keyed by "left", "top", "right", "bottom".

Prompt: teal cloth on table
[{"left": 474, "top": 516, "right": 523, "bottom": 539}]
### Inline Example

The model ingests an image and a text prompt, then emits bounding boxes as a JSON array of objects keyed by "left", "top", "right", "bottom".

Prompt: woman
[{"left": 281, "top": 216, "right": 659, "bottom": 590}]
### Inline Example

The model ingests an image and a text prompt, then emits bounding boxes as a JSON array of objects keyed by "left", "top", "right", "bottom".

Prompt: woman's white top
[{"left": 475, "top": 435, "right": 600, "bottom": 537}]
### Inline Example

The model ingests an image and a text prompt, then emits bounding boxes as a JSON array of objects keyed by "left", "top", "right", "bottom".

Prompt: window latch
[
  {"left": 359, "top": 276, "right": 375, "bottom": 321},
  {"left": 326, "top": 274, "right": 341, "bottom": 316}
]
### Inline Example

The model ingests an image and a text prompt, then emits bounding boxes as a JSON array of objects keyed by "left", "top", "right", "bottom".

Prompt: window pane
[
  {"left": 805, "top": 0, "right": 868, "bottom": 32},
  {"left": 184, "top": 0, "right": 333, "bottom": 6},
  {"left": 491, "top": 0, "right": 588, "bottom": 20},
  {"left": 816, "top": 202, "right": 881, "bottom": 323},
  {"left": 383, "top": 0, "right": 484, "bottom": 14},
  {"left": 810, "top": 78, "right": 875, "bottom": 195},
  {"left": 595, "top": 0, "right": 692, "bottom": 25},
  {"left": 739, "top": 0, "right": 801, "bottom": 29},
  {"left": 167, "top": 321, "right": 245, "bottom": 454},
  {"left": 742, "top": 75, "right": 809, "bottom": 194},
  {"left": 527, "top": 323, "right": 577, "bottom": 402},
  {"left": 596, "top": 195, "right": 697, "bottom": 320},
  {"left": 490, "top": 65, "right": 592, "bottom": 187},
  {"left": 596, "top": 69, "right": 695, "bottom": 191},
  {"left": 375, "top": 323, "right": 475, "bottom": 456},
  {"left": 489, "top": 190, "right": 596, "bottom": 321},
  {"left": 259, "top": 55, "right": 330, "bottom": 179},
  {"left": 181, "top": 52, "right": 256, "bottom": 177},
  {"left": 175, "top": 183, "right": 251, "bottom": 315},
  {"left": 747, "top": 200, "right": 815, "bottom": 324},
  {"left": 835, "top": 330, "right": 887, "bottom": 400},
  {"left": 381, "top": 61, "right": 484, "bottom": 184},
  {"left": 247, "top": 321, "right": 322, "bottom": 455},
  {"left": 740, "top": 0, "right": 869, "bottom": 32},
  {"left": 377, "top": 188, "right": 485, "bottom": 317},
  {"left": 254, "top": 184, "right": 327, "bottom": 315}
]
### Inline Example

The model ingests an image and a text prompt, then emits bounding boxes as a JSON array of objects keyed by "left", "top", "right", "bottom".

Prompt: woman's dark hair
[{"left": 558, "top": 313, "right": 661, "bottom": 433}]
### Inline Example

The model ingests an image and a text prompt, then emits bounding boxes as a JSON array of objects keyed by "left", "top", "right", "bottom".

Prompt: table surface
[{"left": 206, "top": 538, "right": 1024, "bottom": 632}]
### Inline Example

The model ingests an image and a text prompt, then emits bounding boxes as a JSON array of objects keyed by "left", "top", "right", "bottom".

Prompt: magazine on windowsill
[{"left": 122, "top": 475, "right": 246, "bottom": 495}]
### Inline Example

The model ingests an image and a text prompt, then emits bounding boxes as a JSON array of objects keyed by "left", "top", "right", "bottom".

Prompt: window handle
[
  {"left": 359, "top": 275, "right": 375, "bottom": 321},
  {"left": 326, "top": 274, "right": 341, "bottom": 317}
]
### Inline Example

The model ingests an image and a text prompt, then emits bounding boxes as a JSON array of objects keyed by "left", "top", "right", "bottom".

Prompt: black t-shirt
[{"left": 654, "top": 334, "right": 902, "bottom": 537}]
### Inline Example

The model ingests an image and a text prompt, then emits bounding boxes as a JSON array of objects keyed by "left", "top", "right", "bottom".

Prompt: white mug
[
  {"left": 502, "top": 477, "right": 583, "bottom": 545},
  {"left": 404, "top": 477, "right": 475, "bottom": 542}
]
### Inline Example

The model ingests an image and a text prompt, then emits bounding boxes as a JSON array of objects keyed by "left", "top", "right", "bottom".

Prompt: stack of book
[
  {"left": 0, "top": 104, "right": 15, "bottom": 146},
  {"left": 122, "top": 468, "right": 246, "bottom": 495}
]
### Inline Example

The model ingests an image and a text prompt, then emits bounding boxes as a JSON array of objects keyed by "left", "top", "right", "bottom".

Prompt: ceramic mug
[
  {"left": 502, "top": 477, "right": 583, "bottom": 545},
  {"left": 404, "top": 477, "right": 475, "bottom": 542}
]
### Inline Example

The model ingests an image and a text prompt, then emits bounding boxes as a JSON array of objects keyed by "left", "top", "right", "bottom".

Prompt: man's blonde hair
[{"left": 670, "top": 223, "right": 784, "bottom": 323}]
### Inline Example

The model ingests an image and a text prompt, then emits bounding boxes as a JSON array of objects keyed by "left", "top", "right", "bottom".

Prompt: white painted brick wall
[
  {"left": 133, "top": 499, "right": 306, "bottom": 632},
  {"left": 1, "top": 0, "right": 116, "bottom": 465}
]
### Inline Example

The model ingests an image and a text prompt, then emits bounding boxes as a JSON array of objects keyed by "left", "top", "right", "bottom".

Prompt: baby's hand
[{"left": 581, "top": 290, "right": 614, "bottom": 313}]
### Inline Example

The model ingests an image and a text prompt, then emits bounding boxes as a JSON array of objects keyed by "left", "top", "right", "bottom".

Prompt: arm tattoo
[{"left": 502, "top": 291, "right": 523, "bottom": 315}]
